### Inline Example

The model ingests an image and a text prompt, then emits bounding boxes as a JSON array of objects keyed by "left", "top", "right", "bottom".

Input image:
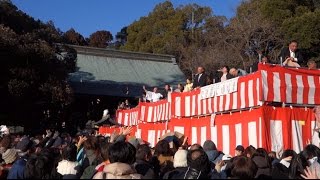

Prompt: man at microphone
[{"left": 192, "top": 66, "right": 208, "bottom": 88}]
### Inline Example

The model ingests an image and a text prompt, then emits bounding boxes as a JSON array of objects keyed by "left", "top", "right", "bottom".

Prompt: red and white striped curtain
[
  {"left": 103, "top": 106, "right": 316, "bottom": 154},
  {"left": 139, "top": 100, "right": 171, "bottom": 123},
  {"left": 137, "top": 122, "right": 168, "bottom": 147},
  {"left": 116, "top": 107, "right": 140, "bottom": 126},
  {"left": 262, "top": 106, "right": 315, "bottom": 153},
  {"left": 171, "top": 72, "right": 262, "bottom": 118},
  {"left": 168, "top": 108, "right": 266, "bottom": 156},
  {"left": 259, "top": 63, "right": 320, "bottom": 104}
]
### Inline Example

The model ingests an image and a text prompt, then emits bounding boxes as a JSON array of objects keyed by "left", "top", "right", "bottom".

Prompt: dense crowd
[
  {"left": 1, "top": 39, "right": 319, "bottom": 179},
  {"left": 0, "top": 126, "right": 319, "bottom": 179}
]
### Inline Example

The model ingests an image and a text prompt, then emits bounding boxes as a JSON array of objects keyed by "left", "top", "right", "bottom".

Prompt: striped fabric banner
[
  {"left": 102, "top": 106, "right": 315, "bottom": 152},
  {"left": 139, "top": 100, "right": 171, "bottom": 123},
  {"left": 116, "top": 107, "right": 140, "bottom": 126},
  {"left": 259, "top": 64, "right": 320, "bottom": 105},
  {"left": 171, "top": 72, "right": 262, "bottom": 117}
]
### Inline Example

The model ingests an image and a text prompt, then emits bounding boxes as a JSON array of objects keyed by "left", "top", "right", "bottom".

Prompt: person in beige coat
[{"left": 93, "top": 141, "right": 142, "bottom": 179}]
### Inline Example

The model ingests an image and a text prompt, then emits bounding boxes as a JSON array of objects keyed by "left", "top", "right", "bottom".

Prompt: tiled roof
[{"left": 68, "top": 45, "right": 185, "bottom": 97}]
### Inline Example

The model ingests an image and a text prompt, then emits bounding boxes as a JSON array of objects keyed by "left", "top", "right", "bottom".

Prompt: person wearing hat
[
  {"left": 211, "top": 154, "right": 233, "bottom": 179},
  {"left": 221, "top": 154, "right": 232, "bottom": 171},
  {"left": 0, "top": 148, "right": 17, "bottom": 179},
  {"left": 7, "top": 136, "right": 34, "bottom": 179},
  {"left": 163, "top": 149, "right": 188, "bottom": 179},
  {"left": 235, "top": 145, "right": 245, "bottom": 156},
  {"left": 203, "top": 140, "right": 224, "bottom": 166}
]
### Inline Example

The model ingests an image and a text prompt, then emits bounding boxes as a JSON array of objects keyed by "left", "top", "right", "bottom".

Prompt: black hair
[
  {"left": 230, "top": 156, "right": 258, "bottom": 179},
  {"left": 108, "top": 141, "right": 136, "bottom": 164},
  {"left": 252, "top": 148, "right": 268, "bottom": 158},
  {"left": 289, "top": 40, "right": 298, "bottom": 44},
  {"left": 61, "top": 144, "right": 77, "bottom": 162},
  {"left": 289, "top": 153, "right": 308, "bottom": 179},
  {"left": 25, "top": 149, "right": 61, "bottom": 179},
  {"left": 189, "top": 144, "right": 203, "bottom": 151},
  {"left": 187, "top": 149, "right": 211, "bottom": 176},
  {"left": 223, "top": 66, "right": 230, "bottom": 72},
  {"left": 100, "top": 142, "right": 111, "bottom": 161},
  {"left": 244, "top": 145, "right": 256, "bottom": 158},
  {"left": 301, "top": 144, "right": 320, "bottom": 160},
  {"left": 281, "top": 149, "right": 297, "bottom": 160},
  {"left": 136, "top": 144, "right": 152, "bottom": 161},
  {"left": 154, "top": 140, "right": 173, "bottom": 157},
  {"left": 83, "top": 136, "right": 99, "bottom": 151},
  {"left": 252, "top": 148, "right": 271, "bottom": 169}
]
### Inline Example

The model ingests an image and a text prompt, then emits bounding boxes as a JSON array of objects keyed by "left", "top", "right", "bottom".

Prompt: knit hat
[
  {"left": 2, "top": 148, "right": 17, "bottom": 164},
  {"left": 173, "top": 149, "right": 188, "bottom": 168}
]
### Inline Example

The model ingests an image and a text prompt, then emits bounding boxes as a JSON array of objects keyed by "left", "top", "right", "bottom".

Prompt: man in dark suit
[
  {"left": 279, "top": 40, "right": 304, "bottom": 67},
  {"left": 193, "top": 66, "right": 208, "bottom": 88}
]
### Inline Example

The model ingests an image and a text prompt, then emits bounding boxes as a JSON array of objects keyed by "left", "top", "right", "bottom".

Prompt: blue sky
[{"left": 12, "top": 0, "right": 241, "bottom": 38}]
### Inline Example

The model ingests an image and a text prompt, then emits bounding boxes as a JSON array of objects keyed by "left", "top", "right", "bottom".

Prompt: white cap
[
  {"left": 222, "top": 154, "right": 232, "bottom": 161},
  {"left": 103, "top": 109, "right": 109, "bottom": 117}
]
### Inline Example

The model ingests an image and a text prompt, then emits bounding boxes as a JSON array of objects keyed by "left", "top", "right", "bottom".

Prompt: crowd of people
[
  {"left": 0, "top": 41, "right": 319, "bottom": 179},
  {"left": 0, "top": 127, "right": 319, "bottom": 179}
]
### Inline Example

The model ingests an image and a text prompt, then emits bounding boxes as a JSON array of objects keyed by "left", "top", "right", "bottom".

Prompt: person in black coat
[
  {"left": 279, "top": 40, "right": 304, "bottom": 66},
  {"left": 134, "top": 144, "right": 158, "bottom": 179},
  {"left": 173, "top": 149, "right": 212, "bottom": 179},
  {"left": 192, "top": 67, "right": 208, "bottom": 88}
]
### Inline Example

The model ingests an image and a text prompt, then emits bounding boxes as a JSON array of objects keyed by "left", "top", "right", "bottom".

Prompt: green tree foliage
[
  {"left": 122, "top": 1, "right": 223, "bottom": 75},
  {"left": 123, "top": 1, "right": 183, "bottom": 54},
  {"left": 122, "top": 0, "right": 320, "bottom": 72},
  {"left": 115, "top": 26, "right": 128, "bottom": 44},
  {"left": 259, "top": 0, "right": 320, "bottom": 61},
  {"left": 0, "top": 1, "right": 76, "bottom": 128},
  {"left": 88, "top": 30, "right": 113, "bottom": 48}
]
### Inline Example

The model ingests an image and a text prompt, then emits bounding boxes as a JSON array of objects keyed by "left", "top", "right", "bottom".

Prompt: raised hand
[
  {"left": 110, "top": 130, "right": 119, "bottom": 143},
  {"left": 122, "top": 126, "right": 133, "bottom": 136},
  {"left": 215, "top": 160, "right": 225, "bottom": 173},
  {"left": 301, "top": 167, "right": 318, "bottom": 179},
  {"left": 77, "top": 135, "right": 87, "bottom": 148}
]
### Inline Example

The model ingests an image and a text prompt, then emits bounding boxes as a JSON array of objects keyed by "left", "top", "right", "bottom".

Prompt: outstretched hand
[
  {"left": 301, "top": 167, "right": 318, "bottom": 179},
  {"left": 215, "top": 160, "right": 225, "bottom": 173},
  {"left": 122, "top": 126, "right": 133, "bottom": 136},
  {"left": 110, "top": 130, "right": 119, "bottom": 143},
  {"left": 77, "top": 135, "right": 87, "bottom": 148},
  {"left": 182, "top": 136, "right": 188, "bottom": 147}
]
